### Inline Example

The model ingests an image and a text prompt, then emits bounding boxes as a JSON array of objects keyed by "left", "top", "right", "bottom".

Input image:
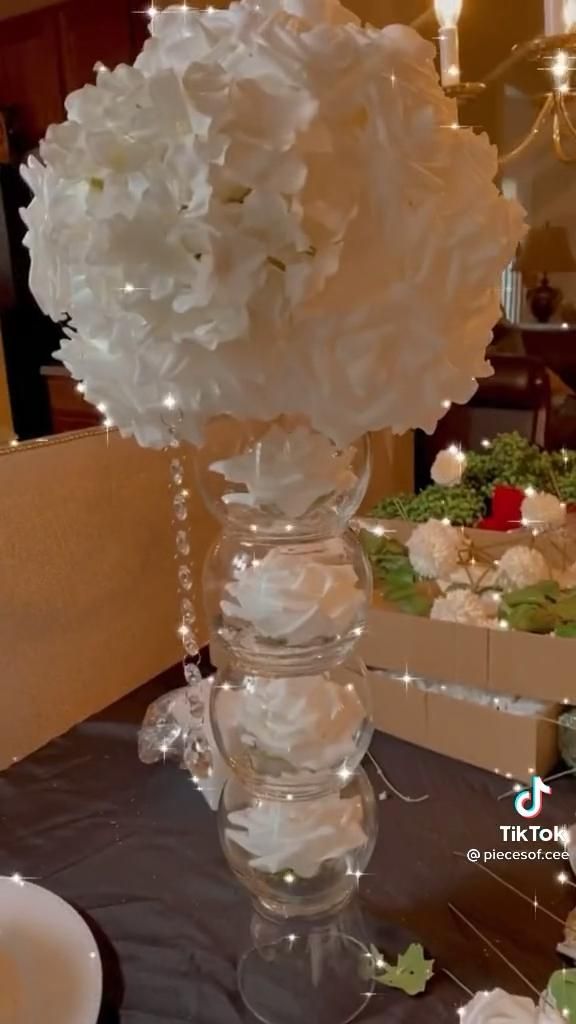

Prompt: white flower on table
[
  {"left": 460, "top": 989, "right": 563, "bottom": 1024},
  {"left": 407, "top": 519, "right": 464, "bottom": 580},
  {"left": 431, "top": 447, "right": 467, "bottom": 487},
  {"left": 431, "top": 589, "right": 498, "bottom": 629},
  {"left": 226, "top": 791, "right": 367, "bottom": 877},
  {"left": 498, "top": 546, "right": 550, "bottom": 591},
  {"left": 222, "top": 541, "right": 365, "bottom": 645},
  {"left": 521, "top": 492, "right": 566, "bottom": 532},
  {"left": 210, "top": 425, "right": 357, "bottom": 519}
]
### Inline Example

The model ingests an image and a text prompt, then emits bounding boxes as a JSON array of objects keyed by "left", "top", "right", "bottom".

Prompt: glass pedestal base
[{"left": 239, "top": 906, "right": 374, "bottom": 1024}]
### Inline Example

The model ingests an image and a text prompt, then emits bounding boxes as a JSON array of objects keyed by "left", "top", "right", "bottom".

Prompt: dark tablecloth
[{"left": 1, "top": 668, "right": 575, "bottom": 1024}]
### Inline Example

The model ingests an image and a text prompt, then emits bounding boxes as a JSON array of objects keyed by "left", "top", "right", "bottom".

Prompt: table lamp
[{"left": 516, "top": 221, "right": 576, "bottom": 322}]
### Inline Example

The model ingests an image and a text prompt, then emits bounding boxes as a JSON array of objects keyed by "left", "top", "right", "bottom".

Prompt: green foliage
[
  {"left": 547, "top": 969, "right": 576, "bottom": 1023},
  {"left": 371, "top": 432, "right": 576, "bottom": 527},
  {"left": 555, "top": 622, "right": 576, "bottom": 638},
  {"left": 371, "top": 485, "right": 486, "bottom": 527},
  {"left": 361, "top": 533, "right": 436, "bottom": 617},
  {"left": 365, "top": 943, "right": 434, "bottom": 996},
  {"left": 501, "top": 580, "right": 576, "bottom": 636}
]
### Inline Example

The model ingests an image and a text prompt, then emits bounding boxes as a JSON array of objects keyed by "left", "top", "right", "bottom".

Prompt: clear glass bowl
[
  {"left": 203, "top": 530, "right": 372, "bottom": 672},
  {"left": 195, "top": 417, "right": 370, "bottom": 539},
  {"left": 209, "top": 658, "right": 373, "bottom": 800},
  {"left": 219, "top": 769, "right": 377, "bottom": 918}
]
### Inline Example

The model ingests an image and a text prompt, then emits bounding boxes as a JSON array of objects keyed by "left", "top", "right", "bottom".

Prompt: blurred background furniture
[
  {"left": 414, "top": 354, "right": 551, "bottom": 489},
  {"left": 516, "top": 223, "right": 576, "bottom": 323},
  {"left": 521, "top": 323, "right": 576, "bottom": 391},
  {"left": 41, "top": 365, "right": 100, "bottom": 433}
]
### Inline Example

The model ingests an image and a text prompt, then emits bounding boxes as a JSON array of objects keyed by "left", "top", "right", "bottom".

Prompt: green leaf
[
  {"left": 547, "top": 969, "right": 576, "bottom": 1023},
  {"left": 555, "top": 622, "right": 576, "bottom": 638},
  {"left": 504, "top": 581, "right": 560, "bottom": 608},
  {"left": 555, "top": 597, "right": 576, "bottom": 622},
  {"left": 505, "top": 604, "right": 557, "bottom": 634},
  {"left": 374, "top": 943, "right": 434, "bottom": 996}
]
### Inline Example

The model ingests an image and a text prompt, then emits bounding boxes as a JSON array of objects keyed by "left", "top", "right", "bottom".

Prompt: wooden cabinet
[
  {"left": 0, "top": 9, "right": 64, "bottom": 152},
  {"left": 58, "top": 0, "right": 133, "bottom": 95},
  {"left": 0, "top": 0, "right": 143, "bottom": 157},
  {"left": 41, "top": 366, "right": 100, "bottom": 434}
]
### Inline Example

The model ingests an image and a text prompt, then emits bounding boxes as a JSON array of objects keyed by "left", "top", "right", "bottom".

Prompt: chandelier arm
[
  {"left": 553, "top": 105, "right": 576, "bottom": 162},
  {"left": 498, "top": 94, "right": 555, "bottom": 167},
  {"left": 558, "top": 93, "right": 576, "bottom": 140}
]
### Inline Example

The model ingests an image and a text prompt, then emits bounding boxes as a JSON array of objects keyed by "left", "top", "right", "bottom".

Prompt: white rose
[
  {"left": 431, "top": 447, "right": 467, "bottom": 487},
  {"left": 431, "top": 589, "right": 498, "bottom": 628},
  {"left": 498, "top": 547, "right": 550, "bottom": 591},
  {"left": 229, "top": 674, "right": 365, "bottom": 770},
  {"left": 460, "top": 990, "right": 538, "bottom": 1024},
  {"left": 222, "top": 540, "right": 366, "bottom": 644},
  {"left": 210, "top": 424, "right": 358, "bottom": 519},
  {"left": 522, "top": 492, "right": 566, "bottom": 531},
  {"left": 226, "top": 791, "right": 367, "bottom": 877},
  {"left": 407, "top": 519, "right": 463, "bottom": 579}
]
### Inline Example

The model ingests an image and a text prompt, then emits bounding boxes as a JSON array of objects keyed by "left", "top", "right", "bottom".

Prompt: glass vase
[{"left": 197, "top": 417, "right": 377, "bottom": 1024}]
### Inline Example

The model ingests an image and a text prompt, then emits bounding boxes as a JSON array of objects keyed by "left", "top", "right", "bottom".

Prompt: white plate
[{"left": 0, "top": 876, "right": 102, "bottom": 1024}]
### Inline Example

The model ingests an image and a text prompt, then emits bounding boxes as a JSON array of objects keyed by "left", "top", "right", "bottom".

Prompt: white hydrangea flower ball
[
  {"left": 407, "top": 519, "right": 462, "bottom": 579},
  {"left": 20, "top": 0, "right": 525, "bottom": 450},
  {"left": 498, "top": 546, "right": 550, "bottom": 591},
  {"left": 521, "top": 491, "right": 566, "bottom": 531},
  {"left": 431, "top": 589, "right": 498, "bottom": 628},
  {"left": 431, "top": 447, "right": 467, "bottom": 488}
]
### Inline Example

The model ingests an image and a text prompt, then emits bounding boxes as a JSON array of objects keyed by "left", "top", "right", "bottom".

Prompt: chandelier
[{"left": 434, "top": 0, "right": 576, "bottom": 164}]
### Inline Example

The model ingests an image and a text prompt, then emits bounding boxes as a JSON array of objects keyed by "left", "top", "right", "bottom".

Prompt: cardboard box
[
  {"left": 362, "top": 518, "right": 576, "bottom": 704},
  {"left": 0, "top": 428, "right": 218, "bottom": 769},
  {"left": 369, "top": 671, "right": 559, "bottom": 783}
]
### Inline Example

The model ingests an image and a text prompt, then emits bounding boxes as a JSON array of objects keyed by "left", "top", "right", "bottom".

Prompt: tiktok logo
[{"left": 514, "top": 776, "right": 552, "bottom": 819}]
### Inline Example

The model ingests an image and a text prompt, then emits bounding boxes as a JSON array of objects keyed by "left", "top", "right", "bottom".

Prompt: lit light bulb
[
  {"left": 564, "top": 0, "right": 576, "bottom": 29},
  {"left": 435, "top": 0, "right": 462, "bottom": 87},
  {"left": 434, "top": 0, "right": 463, "bottom": 27},
  {"left": 552, "top": 49, "right": 571, "bottom": 92},
  {"left": 163, "top": 392, "right": 177, "bottom": 410}
]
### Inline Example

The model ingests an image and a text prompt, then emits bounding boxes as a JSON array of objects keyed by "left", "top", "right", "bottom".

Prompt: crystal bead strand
[{"left": 166, "top": 417, "right": 213, "bottom": 779}]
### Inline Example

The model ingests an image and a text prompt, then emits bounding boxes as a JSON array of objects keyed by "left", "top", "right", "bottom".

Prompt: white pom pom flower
[
  {"left": 407, "top": 519, "right": 463, "bottom": 579},
  {"left": 431, "top": 589, "right": 498, "bottom": 628},
  {"left": 521, "top": 491, "right": 566, "bottom": 531},
  {"left": 498, "top": 546, "right": 550, "bottom": 591},
  {"left": 431, "top": 446, "right": 467, "bottom": 487},
  {"left": 21, "top": 0, "right": 525, "bottom": 449}
]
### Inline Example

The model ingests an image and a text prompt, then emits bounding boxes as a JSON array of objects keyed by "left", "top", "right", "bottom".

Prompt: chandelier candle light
[
  {"left": 434, "top": 0, "right": 463, "bottom": 87},
  {"left": 21, "top": 1, "right": 525, "bottom": 1021}
]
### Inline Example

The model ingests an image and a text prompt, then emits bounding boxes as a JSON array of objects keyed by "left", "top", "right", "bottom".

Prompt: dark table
[{"left": 1, "top": 668, "right": 575, "bottom": 1024}]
